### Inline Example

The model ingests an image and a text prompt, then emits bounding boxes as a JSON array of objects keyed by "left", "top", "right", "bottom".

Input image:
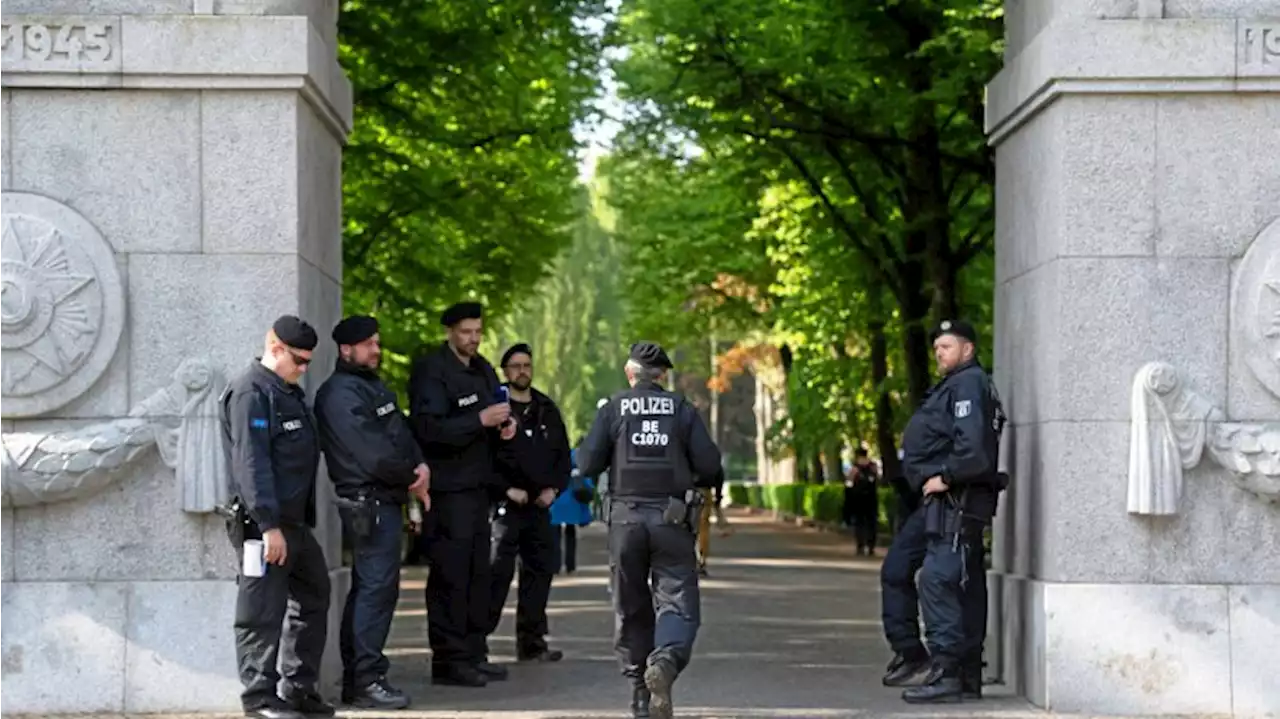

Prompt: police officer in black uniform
[
  {"left": 883, "top": 319, "right": 1005, "bottom": 704},
  {"left": 221, "top": 316, "right": 333, "bottom": 719},
  {"left": 408, "top": 302, "right": 515, "bottom": 687},
  {"left": 485, "top": 343, "right": 571, "bottom": 663},
  {"left": 578, "top": 342, "right": 722, "bottom": 719},
  {"left": 315, "top": 315, "right": 430, "bottom": 709}
]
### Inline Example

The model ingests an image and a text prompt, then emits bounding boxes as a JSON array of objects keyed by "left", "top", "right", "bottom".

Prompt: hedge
[{"left": 726, "top": 480, "right": 895, "bottom": 534}]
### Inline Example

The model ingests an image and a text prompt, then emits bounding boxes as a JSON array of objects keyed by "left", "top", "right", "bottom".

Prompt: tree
[
  {"left": 609, "top": 0, "right": 1003, "bottom": 406},
  {"left": 337, "top": 0, "right": 606, "bottom": 391}
]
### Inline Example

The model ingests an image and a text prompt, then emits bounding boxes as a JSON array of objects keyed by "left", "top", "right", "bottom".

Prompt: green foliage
[
  {"left": 600, "top": 0, "right": 1003, "bottom": 462},
  {"left": 489, "top": 185, "right": 631, "bottom": 440},
  {"left": 725, "top": 481, "right": 894, "bottom": 533},
  {"left": 338, "top": 0, "right": 606, "bottom": 390}
]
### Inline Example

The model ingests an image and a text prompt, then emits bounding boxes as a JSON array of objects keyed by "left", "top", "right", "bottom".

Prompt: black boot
[
  {"left": 961, "top": 660, "right": 984, "bottom": 699},
  {"left": 643, "top": 659, "right": 677, "bottom": 719},
  {"left": 431, "top": 663, "right": 488, "bottom": 687},
  {"left": 475, "top": 660, "right": 509, "bottom": 681},
  {"left": 630, "top": 685, "right": 652, "bottom": 718},
  {"left": 882, "top": 650, "right": 930, "bottom": 687},
  {"left": 280, "top": 685, "right": 335, "bottom": 717},
  {"left": 350, "top": 678, "right": 411, "bottom": 709},
  {"left": 902, "top": 663, "right": 963, "bottom": 704}
]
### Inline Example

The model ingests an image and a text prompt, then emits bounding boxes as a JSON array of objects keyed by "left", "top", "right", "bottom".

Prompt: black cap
[
  {"left": 501, "top": 343, "right": 532, "bottom": 367},
  {"left": 931, "top": 319, "right": 977, "bottom": 344},
  {"left": 629, "top": 341, "right": 673, "bottom": 369},
  {"left": 272, "top": 315, "right": 318, "bottom": 351},
  {"left": 332, "top": 315, "right": 378, "bottom": 346},
  {"left": 441, "top": 301, "right": 483, "bottom": 327}
]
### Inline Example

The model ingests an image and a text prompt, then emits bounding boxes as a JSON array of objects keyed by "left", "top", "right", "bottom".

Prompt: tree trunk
[
  {"left": 870, "top": 314, "right": 902, "bottom": 482},
  {"left": 811, "top": 451, "right": 825, "bottom": 484}
]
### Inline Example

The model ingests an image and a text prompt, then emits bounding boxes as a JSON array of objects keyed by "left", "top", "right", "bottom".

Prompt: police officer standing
[
  {"left": 408, "top": 302, "right": 515, "bottom": 687},
  {"left": 221, "top": 316, "right": 332, "bottom": 719},
  {"left": 485, "top": 343, "right": 571, "bottom": 663},
  {"left": 577, "top": 342, "right": 722, "bottom": 719},
  {"left": 314, "top": 315, "right": 430, "bottom": 709},
  {"left": 882, "top": 319, "right": 1004, "bottom": 704}
]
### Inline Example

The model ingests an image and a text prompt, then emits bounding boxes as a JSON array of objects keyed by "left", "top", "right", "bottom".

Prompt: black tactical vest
[{"left": 609, "top": 386, "right": 693, "bottom": 499}]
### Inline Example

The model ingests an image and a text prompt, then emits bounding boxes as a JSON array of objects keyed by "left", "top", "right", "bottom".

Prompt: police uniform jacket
[
  {"left": 315, "top": 360, "right": 424, "bottom": 504},
  {"left": 577, "top": 381, "right": 722, "bottom": 499},
  {"left": 221, "top": 361, "right": 321, "bottom": 531},
  {"left": 407, "top": 342, "right": 504, "bottom": 494},
  {"left": 900, "top": 359, "right": 1002, "bottom": 520},
  {"left": 495, "top": 387, "right": 572, "bottom": 497}
]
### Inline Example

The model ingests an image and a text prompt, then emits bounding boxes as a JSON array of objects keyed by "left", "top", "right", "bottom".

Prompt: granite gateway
[
  {"left": 1, "top": 0, "right": 351, "bottom": 712},
  {"left": 987, "top": 1, "right": 1279, "bottom": 716}
]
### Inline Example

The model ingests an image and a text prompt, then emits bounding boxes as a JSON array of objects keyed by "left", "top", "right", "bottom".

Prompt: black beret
[
  {"left": 931, "top": 319, "right": 977, "bottom": 344},
  {"left": 501, "top": 343, "right": 532, "bottom": 367},
  {"left": 630, "top": 341, "right": 673, "bottom": 369},
  {"left": 272, "top": 315, "right": 318, "bottom": 351},
  {"left": 441, "top": 301, "right": 483, "bottom": 327},
  {"left": 332, "top": 315, "right": 378, "bottom": 346}
]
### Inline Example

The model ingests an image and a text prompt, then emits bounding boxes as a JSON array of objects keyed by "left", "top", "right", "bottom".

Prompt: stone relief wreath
[
  {"left": 1127, "top": 218, "right": 1280, "bottom": 514},
  {"left": 0, "top": 192, "right": 229, "bottom": 513}
]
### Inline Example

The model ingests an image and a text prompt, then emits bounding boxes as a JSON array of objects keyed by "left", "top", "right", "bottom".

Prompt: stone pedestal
[
  {"left": 988, "top": 2, "right": 1279, "bottom": 716},
  {"left": 1, "top": 2, "right": 351, "bottom": 712}
]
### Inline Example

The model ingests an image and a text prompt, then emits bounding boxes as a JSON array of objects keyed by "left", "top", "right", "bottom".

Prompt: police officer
[
  {"left": 221, "top": 316, "right": 332, "bottom": 719},
  {"left": 314, "top": 315, "right": 430, "bottom": 709},
  {"left": 577, "top": 342, "right": 722, "bottom": 719},
  {"left": 485, "top": 343, "right": 571, "bottom": 663},
  {"left": 408, "top": 302, "right": 515, "bottom": 687},
  {"left": 884, "top": 319, "right": 1004, "bottom": 704}
]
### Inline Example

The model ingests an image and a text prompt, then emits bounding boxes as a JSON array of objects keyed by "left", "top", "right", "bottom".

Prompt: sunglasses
[{"left": 288, "top": 350, "right": 312, "bottom": 367}]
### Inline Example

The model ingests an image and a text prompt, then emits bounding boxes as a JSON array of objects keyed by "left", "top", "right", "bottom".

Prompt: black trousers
[
  {"left": 425, "top": 488, "right": 491, "bottom": 668},
  {"left": 551, "top": 524, "right": 578, "bottom": 573},
  {"left": 340, "top": 502, "right": 403, "bottom": 688},
  {"left": 881, "top": 506, "right": 987, "bottom": 669},
  {"left": 487, "top": 503, "right": 555, "bottom": 655},
  {"left": 853, "top": 511, "right": 878, "bottom": 552},
  {"left": 608, "top": 499, "right": 700, "bottom": 685},
  {"left": 234, "top": 525, "right": 331, "bottom": 710},
  {"left": 919, "top": 522, "right": 988, "bottom": 668}
]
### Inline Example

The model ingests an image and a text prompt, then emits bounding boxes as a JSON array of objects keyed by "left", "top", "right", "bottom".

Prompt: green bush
[{"left": 726, "top": 480, "right": 896, "bottom": 535}]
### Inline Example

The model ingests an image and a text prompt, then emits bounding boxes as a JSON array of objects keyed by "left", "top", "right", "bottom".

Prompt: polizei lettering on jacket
[{"left": 619, "top": 396, "right": 676, "bottom": 417}]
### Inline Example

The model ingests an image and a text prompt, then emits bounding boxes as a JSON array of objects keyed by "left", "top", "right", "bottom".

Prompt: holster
[
  {"left": 679, "top": 489, "right": 705, "bottom": 533},
  {"left": 215, "top": 496, "right": 255, "bottom": 549},
  {"left": 923, "top": 495, "right": 963, "bottom": 538},
  {"left": 662, "top": 496, "right": 688, "bottom": 526},
  {"left": 335, "top": 493, "right": 375, "bottom": 540}
]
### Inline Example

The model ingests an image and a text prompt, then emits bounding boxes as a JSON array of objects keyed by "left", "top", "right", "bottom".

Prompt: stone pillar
[
  {"left": 987, "top": 1, "right": 1278, "bottom": 715},
  {"left": 0, "top": 1, "right": 351, "bottom": 712}
]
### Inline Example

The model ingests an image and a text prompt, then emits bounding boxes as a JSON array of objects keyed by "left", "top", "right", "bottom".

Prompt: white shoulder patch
[{"left": 954, "top": 400, "right": 972, "bottom": 419}]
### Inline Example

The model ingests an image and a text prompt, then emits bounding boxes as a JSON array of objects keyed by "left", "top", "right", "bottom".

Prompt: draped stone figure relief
[
  {"left": 1126, "top": 362, "right": 1279, "bottom": 513},
  {"left": 1, "top": 357, "right": 229, "bottom": 513}
]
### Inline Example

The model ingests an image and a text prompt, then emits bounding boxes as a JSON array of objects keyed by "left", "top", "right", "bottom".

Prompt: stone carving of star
[{"left": 1, "top": 217, "right": 96, "bottom": 395}]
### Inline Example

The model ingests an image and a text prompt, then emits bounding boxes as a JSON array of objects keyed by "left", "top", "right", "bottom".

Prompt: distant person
[
  {"left": 408, "top": 302, "right": 515, "bottom": 688},
  {"left": 486, "top": 343, "right": 571, "bottom": 664},
  {"left": 220, "top": 316, "right": 331, "bottom": 719},
  {"left": 552, "top": 443, "right": 596, "bottom": 575},
  {"left": 846, "top": 449, "right": 880, "bottom": 556},
  {"left": 578, "top": 342, "right": 722, "bottom": 719}
]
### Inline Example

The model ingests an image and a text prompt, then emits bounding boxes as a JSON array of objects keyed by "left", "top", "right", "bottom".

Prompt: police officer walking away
[
  {"left": 314, "top": 315, "right": 430, "bottom": 709},
  {"left": 577, "top": 342, "right": 722, "bottom": 719},
  {"left": 485, "top": 343, "right": 571, "bottom": 662},
  {"left": 221, "top": 316, "right": 332, "bottom": 719},
  {"left": 882, "top": 319, "right": 1004, "bottom": 704},
  {"left": 409, "top": 302, "right": 516, "bottom": 687}
]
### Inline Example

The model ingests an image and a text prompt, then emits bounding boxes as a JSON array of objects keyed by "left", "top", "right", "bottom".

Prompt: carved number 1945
[{"left": 0, "top": 23, "right": 111, "bottom": 63}]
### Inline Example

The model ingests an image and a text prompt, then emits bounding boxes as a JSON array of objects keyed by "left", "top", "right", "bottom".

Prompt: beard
[{"left": 510, "top": 376, "right": 532, "bottom": 391}]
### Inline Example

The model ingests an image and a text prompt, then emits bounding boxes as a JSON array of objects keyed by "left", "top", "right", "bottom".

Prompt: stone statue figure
[
  {"left": 1127, "top": 361, "right": 1280, "bottom": 515},
  {"left": 1, "top": 358, "right": 229, "bottom": 513},
  {"left": 1127, "top": 362, "right": 1223, "bottom": 515}
]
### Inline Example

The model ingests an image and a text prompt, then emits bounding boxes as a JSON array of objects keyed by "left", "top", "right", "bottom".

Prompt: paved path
[{"left": 372, "top": 509, "right": 1048, "bottom": 719}]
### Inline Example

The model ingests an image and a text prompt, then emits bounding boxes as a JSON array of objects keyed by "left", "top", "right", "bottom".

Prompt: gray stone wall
[
  {"left": 989, "top": 2, "right": 1279, "bottom": 716},
  {"left": 1, "top": 5, "right": 350, "bottom": 712}
]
